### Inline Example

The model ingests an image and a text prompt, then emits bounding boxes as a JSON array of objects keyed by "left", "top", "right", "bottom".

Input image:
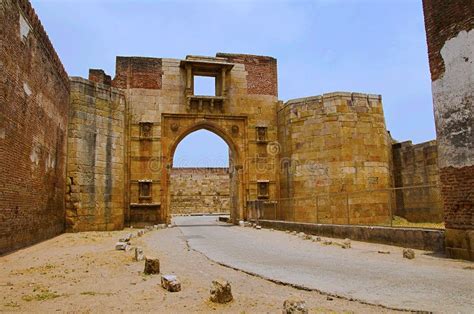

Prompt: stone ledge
[{"left": 250, "top": 219, "right": 445, "bottom": 252}]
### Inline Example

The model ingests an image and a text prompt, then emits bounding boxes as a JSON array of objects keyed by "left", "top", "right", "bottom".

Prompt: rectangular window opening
[{"left": 194, "top": 76, "right": 216, "bottom": 96}]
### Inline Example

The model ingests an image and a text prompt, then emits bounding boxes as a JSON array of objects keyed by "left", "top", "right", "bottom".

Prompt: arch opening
[{"left": 169, "top": 129, "right": 237, "bottom": 217}]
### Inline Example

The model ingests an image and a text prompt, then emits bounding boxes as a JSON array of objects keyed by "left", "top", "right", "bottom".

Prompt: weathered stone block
[
  {"left": 144, "top": 257, "right": 160, "bottom": 274},
  {"left": 403, "top": 248, "right": 415, "bottom": 259},
  {"left": 115, "top": 242, "right": 130, "bottom": 251},
  {"left": 161, "top": 275, "right": 181, "bottom": 292},
  {"left": 283, "top": 299, "right": 308, "bottom": 314},
  {"left": 135, "top": 247, "right": 144, "bottom": 261},
  {"left": 210, "top": 280, "right": 233, "bottom": 304}
]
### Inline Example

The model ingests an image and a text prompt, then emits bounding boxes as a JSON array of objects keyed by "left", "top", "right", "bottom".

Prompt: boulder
[
  {"left": 210, "top": 280, "right": 233, "bottom": 304},
  {"left": 135, "top": 247, "right": 144, "bottom": 261},
  {"left": 161, "top": 275, "right": 181, "bottom": 292},
  {"left": 144, "top": 257, "right": 160, "bottom": 274},
  {"left": 283, "top": 299, "right": 308, "bottom": 314},
  {"left": 403, "top": 248, "right": 415, "bottom": 259}
]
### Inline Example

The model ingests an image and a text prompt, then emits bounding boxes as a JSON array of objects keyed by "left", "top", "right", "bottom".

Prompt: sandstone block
[
  {"left": 283, "top": 299, "right": 308, "bottom": 314},
  {"left": 144, "top": 257, "right": 160, "bottom": 274},
  {"left": 161, "top": 275, "right": 181, "bottom": 292},
  {"left": 210, "top": 279, "right": 233, "bottom": 304},
  {"left": 135, "top": 247, "right": 144, "bottom": 261},
  {"left": 115, "top": 242, "right": 130, "bottom": 251},
  {"left": 342, "top": 238, "right": 351, "bottom": 249},
  {"left": 119, "top": 233, "right": 133, "bottom": 242},
  {"left": 403, "top": 248, "right": 415, "bottom": 259}
]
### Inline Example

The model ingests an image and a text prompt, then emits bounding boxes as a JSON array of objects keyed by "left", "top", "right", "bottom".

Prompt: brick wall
[
  {"left": 170, "top": 168, "right": 230, "bottom": 215},
  {"left": 66, "top": 77, "right": 126, "bottom": 232},
  {"left": 278, "top": 93, "right": 391, "bottom": 224},
  {"left": 217, "top": 53, "right": 278, "bottom": 96},
  {"left": 422, "top": 0, "right": 473, "bottom": 260},
  {"left": 391, "top": 140, "right": 442, "bottom": 222},
  {"left": 113, "top": 57, "right": 163, "bottom": 89},
  {"left": 0, "top": 0, "right": 69, "bottom": 254}
]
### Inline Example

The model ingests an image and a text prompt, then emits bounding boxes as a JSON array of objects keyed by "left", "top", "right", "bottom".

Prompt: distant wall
[
  {"left": 0, "top": 0, "right": 69, "bottom": 254},
  {"left": 65, "top": 77, "right": 126, "bottom": 232},
  {"left": 170, "top": 168, "right": 230, "bottom": 215},
  {"left": 278, "top": 93, "right": 391, "bottom": 225},
  {"left": 392, "top": 140, "right": 442, "bottom": 222}
]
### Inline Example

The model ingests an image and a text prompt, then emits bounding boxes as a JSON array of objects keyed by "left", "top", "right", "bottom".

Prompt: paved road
[{"left": 174, "top": 215, "right": 474, "bottom": 313}]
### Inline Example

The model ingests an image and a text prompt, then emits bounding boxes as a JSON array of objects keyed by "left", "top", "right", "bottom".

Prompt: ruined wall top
[{"left": 15, "top": 0, "right": 69, "bottom": 86}]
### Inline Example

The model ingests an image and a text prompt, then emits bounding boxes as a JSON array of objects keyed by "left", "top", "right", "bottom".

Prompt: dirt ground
[{"left": 0, "top": 227, "right": 405, "bottom": 313}]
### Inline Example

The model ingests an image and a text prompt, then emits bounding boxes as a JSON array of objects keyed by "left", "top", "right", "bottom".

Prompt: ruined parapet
[
  {"left": 278, "top": 92, "right": 391, "bottom": 224},
  {"left": 422, "top": 0, "right": 473, "bottom": 260},
  {"left": 66, "top": 77, "right": 126, "bottom": 232}
]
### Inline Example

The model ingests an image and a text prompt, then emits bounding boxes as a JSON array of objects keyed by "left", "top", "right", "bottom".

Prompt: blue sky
[{"left": 32, "top": 0, "right": 435, "bottom": 167}]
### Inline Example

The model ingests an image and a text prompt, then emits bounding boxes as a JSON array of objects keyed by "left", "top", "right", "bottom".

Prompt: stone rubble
[
  {"left": 134, "top": 247, "right": 144, "bottom": 261},
  {"left": 209, "top": 279, "right": 233, "bottom": 304},
  {"left": 144, "top": 257, "right": 160, "bottom": 274},
  {"left": 342, "top": 238, "right": 351, "bottom": 249},
  {"left": 403, "top": 248, "right": 415, "bottom": 259},
  {"left": 161, "top": 275, "right": 181, "bottom": 292},
  {"left": 283, "top": 299, "right": 308, "bottom": 314},
  {"left": 115, "top": 241, "right": 130, "bottom": 251}
]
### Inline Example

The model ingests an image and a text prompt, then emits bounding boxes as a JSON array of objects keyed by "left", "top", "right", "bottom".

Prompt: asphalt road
[{"left": 174, "top": 215, "right": 474, "bottom": 313}]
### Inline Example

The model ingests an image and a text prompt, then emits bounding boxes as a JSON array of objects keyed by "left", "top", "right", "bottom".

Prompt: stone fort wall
[
  {"left": 277, "top": 93, "right": 391, "bottom": 225},
  {"left": 0, "top": 0, "right": 70, "bottom": 254},
  {"left": 65, "top": 77, "right": 126, "bottom": 232},
  {"left": 392, "top": 140, "right": 442, "bottom": 223},
  {"left": 170, "top": 168, "right": 230, "bottom": 215}
]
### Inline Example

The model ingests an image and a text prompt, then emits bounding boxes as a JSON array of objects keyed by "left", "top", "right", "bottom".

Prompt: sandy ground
[{"left": 0, "top": 225, "right": 401, "bottom": 313}]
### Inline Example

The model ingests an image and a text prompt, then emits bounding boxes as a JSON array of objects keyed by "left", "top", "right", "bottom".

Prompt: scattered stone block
[
  {"left": 403, "top": 248, "right": 415, "bottom": 259},
  {"left": 378, "top": 250, "right": 391, "bottom": 254},
  {"left": 144, "top": 257, "right": 160, "bottom": 274},
  {"left": 158, "top": 224, "right": 167, "bottom": 229},
  {"left": 297, "top": 232, "right": 306, "bottom": 238},
  {"left": 119, "top": 233, "right": 133, "bottom": 243},
  {"left": 239, "top": 220, "right": 245, "bottom": 226},
  {"left": 283, "top": 299, "right": 308, "bottom": 314},
  {"left": 210, "top": 279, "right": 233, "bottom": 303},
  {"left": 312, "top": 236, "right": 321, "bottom": 242},
  {"left": 322, "top": 240, "right": 332, "bottom": 245},
  {"left": 291, "top": 231, "right": 297, "bottom": 235},
  {"left": 342, "top": 239, "right": 351, "bottom": 249},
  {"left": 134, "top": 247, "right": 144, "bottom": 261},
  {"left": 161, "top": 275, "right": 181, "bottom": 292},
  {"left": 255, "top": 225, "right": 262, "bottom": 230},
  {"left": 304, "top": 234, "right": 312, "bottom": 240},
  {"left": 115, "top": 242, "right": 130, "bottom": 251}
]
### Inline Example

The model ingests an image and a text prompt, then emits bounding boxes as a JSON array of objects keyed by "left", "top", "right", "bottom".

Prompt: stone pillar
[{"left": 422, "top": 0, "right": 473, "bottom": 260}]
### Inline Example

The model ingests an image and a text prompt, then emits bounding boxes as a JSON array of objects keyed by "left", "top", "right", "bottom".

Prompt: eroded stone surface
[
  {"left": 144, "top": 258, "right": 160, "bottom": 274},
  {"left": 161, "top": 275, "right": 181, "bottom": 292},
  {"left": 210, "top": 279, "right": 233, "bottom": 304},
  {"left": 283, "top": 299, "right": 308, "bottom": 314}
]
